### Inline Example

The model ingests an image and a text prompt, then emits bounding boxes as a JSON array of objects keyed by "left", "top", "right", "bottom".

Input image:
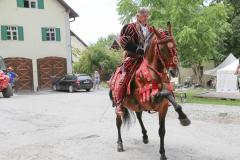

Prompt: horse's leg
[
  {"left": 159, "top": 115, "right": 167, "bottom": 160},
  {"left": 166, "top": 94, "right": 191, "bottom": 126},
  {"left": 136, "top": 111, "right": 148, "bottom": 144},
  {"left": 155, "top": 90, "right": 191, "bottom": 126},
  {"left": 116, "top": 115, "right": 124, "bottom": 152}
]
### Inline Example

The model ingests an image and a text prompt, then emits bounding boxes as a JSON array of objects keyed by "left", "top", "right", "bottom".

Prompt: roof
[
  {"left": 218, "top": 59, "right": 239, "bottom": 73},
  {"left": 204, "top": 53, "right": 237, "bottom": 76},
  {"left": 57, "top": 0, "right": 79, "bottom": 18},
  {"left": 70, "top": 30, "right": 88, "bottom": 47},
  {"left": 110, "top": 36, "right": 121, "bottom": 50}
]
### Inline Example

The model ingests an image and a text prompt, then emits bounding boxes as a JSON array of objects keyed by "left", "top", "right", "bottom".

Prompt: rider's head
[
  {"left": 136, "top": 8, "right": 149, "bottom": 26},
  {"left": 7, "top": 66, "right": 13, "bottom": 71}
]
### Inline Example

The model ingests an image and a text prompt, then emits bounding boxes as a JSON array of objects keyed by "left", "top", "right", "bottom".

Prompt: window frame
[
  {"left": 46, "top": 28, "right": 56, "bottom": 41},
  {"left": 6, "top": 26, "right": 18, "bottom": 41},
  {"left": 23, "top": 0, "right": 38, "bottom": 9}
]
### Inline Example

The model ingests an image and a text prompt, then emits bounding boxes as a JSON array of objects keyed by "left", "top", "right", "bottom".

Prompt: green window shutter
[
  {"left": 1, "top": 25, "right": 8, "bottom": 40},
  {"left": 17, "top": 0, "right": 24, "bottom": 8},
  {"left": 41, "top": 27, "right": 47, "bottom": 41},
  {"left": 38, "top": 0, "right": 44, "bottom": 9},
  {"left": 18, "top": 26, "right": 24, "bottom": 41},
  {"left": 56, "top": 28, "right": 61, "bottom": 41}
]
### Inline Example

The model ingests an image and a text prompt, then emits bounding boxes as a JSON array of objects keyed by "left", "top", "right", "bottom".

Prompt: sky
[{"left": 64, "top": 0, "right": 123, "bottom": 45}]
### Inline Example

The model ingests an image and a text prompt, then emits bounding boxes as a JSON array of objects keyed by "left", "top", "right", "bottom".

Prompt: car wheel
[
  {"left": 2, "top": 84, "right": 13, "bottom": 98},
  {"left": 53, "top": 85, "right": 57, "bottom": 91},
  {"left": 68, "top": 85, "right": 74, "bottom": 93},
  {"left": 86, "top": 89, "right": 90, "bottom": 92}
]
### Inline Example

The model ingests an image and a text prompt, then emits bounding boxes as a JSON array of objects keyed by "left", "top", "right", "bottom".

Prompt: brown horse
[{"left": 109, "top": 22, "right": 190, "bottom": 160}]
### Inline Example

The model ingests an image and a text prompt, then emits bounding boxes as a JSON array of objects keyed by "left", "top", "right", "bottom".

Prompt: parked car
[{"left": 52, "top": 74, "right": 93, "bottom": 92}]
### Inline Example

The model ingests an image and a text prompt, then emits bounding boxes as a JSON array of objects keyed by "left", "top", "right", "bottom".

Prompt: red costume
[{"left": 109, "top": 22, "right": 153, "bottom": 110}]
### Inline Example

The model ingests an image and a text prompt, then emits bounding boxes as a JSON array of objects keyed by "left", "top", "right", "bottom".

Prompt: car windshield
[{"left": 77, "top": 75, "right": 91, "bottom": 80}]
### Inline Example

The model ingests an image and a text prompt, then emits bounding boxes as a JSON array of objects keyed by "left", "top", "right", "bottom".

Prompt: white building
[
  {"left": 70, "top": 30, "right": 88, "bottom": 63},
  {"left": 0, "top": 0, "right": 79, "bottom": 91}
]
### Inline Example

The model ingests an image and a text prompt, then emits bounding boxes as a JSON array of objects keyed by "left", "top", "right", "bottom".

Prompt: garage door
[
  {"left": 4, "top": 57, "right": 33, "bottom": 90},
  {"left": 37, "top": 57, "right": 67, "bottom": 89}
]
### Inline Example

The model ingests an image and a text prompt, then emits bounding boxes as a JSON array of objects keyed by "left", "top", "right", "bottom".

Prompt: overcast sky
[{"left": 64, "top": 0, "right": 123, "bottom": 45}]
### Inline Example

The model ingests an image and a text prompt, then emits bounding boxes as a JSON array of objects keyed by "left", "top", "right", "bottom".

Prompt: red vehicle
[{"left": 0, "top": 56, "right": 13, "bottom": 98}]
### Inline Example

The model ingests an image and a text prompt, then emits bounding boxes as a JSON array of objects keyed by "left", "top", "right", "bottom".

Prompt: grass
[
  {"left": 175, "top": 88, "right": 240, "bottom": 106},
  {"left": 100, "top": 81, "right": 240, "bottom": 106}
]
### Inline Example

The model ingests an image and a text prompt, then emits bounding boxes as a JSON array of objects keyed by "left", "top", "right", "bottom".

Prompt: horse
[{"left": 109, "top": 22, "right": 191, "bottom": 160}]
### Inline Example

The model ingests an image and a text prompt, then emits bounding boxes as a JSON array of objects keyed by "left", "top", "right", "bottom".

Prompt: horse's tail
[
  {"left": 122, "top": 107, "right": 135, "bottom": 128},
  {"left": 109, "top": 89, "right": 135, "bottom": 127},
  {"left": 109, "top": 89, "right": 115, "bottom": 107}
]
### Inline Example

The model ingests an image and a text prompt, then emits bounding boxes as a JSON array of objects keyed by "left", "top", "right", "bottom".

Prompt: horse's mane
[{"left": 144, "top": 32, "right": 154, "bottom": 54}]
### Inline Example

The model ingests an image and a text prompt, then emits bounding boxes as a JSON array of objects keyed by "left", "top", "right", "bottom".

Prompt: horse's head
[{"left": 147, "top": 22, "right": 179, "bottom": 78}]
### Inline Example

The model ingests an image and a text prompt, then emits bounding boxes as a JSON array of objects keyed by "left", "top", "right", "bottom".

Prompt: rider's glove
[{"left": 136, "top": 46, "right": 144, "bottom": 55}]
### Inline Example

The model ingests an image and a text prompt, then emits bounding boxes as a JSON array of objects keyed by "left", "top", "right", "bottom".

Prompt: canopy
[
  {"left": 204, "top": 53, "right": 237, "bottom": 76},
  {"left": 216, "top": 59, "right": 239, "bottom": 93}
]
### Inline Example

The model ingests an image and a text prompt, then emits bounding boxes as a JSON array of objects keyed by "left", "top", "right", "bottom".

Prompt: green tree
[
  {"left": 227, "top": 0, "right": 240, "bottom": 58},
  {"left": 117, "top": 0, "right": 231, "bottom": 84},
  {"left": 73, "top": 35, "right": 123, "bottom": 80},
  {"left": 211, "top": 0, "right": 240, "bottom": 58}
]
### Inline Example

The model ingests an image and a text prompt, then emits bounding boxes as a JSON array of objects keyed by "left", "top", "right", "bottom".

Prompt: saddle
[
  {"left": 109, "top": 57, "right": 141, "bottom": 105},
  {"left": 109, "top": 57, "right": 173, "bottom": 107}
]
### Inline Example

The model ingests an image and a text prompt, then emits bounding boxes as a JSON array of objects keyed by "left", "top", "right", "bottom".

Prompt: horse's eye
[{"left": 167, "top": 42, "right": 174, "bottom": 48}]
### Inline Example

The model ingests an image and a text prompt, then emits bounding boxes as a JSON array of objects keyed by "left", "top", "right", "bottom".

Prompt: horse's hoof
[
  {"left": 160, "top": 154, "right": 167, "bottom": 160},
  {"left": 179, "top": 117, "right": 191, "bottom": 126},
  {"left": 117, "top": 143, "right": 124, "bottom": 152},
  {"left": 143, "top": 136, "right": 149, "bottom": 144}
]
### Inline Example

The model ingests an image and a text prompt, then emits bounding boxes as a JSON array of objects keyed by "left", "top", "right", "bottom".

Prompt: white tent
[
  {"left": 204, "top": 53, "right": 237, "bottom": 76},
  {"left": 216, "top": 59, "right": 239, "bottom": 93}
]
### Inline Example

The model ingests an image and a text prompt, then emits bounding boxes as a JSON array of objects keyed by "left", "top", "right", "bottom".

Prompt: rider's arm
[{"left": 119, "top": 24, "right": 144, "bottom": 55}]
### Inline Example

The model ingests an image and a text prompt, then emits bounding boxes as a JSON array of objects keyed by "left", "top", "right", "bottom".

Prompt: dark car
[{"left": 52, "top": 74, "right": 93, "bottom": 92}]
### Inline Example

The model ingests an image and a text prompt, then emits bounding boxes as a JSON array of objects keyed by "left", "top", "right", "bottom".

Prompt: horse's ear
[
  {"left": 167, "top": 21, "right": 173, "bottom": 36},
  {"left": 152, "top": 26, "right": 162, "bottom": 39}
]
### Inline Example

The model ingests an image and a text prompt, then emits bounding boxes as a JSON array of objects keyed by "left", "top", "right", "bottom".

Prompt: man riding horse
[
  {"left": 111, "top": 8, "right": 153, "bottom": 116},
  {"left": 109, "top": 8, "right": 191, "bottom": 159},
  {"left": 110, "top": 7, "right": 190, "bottom": 124}
]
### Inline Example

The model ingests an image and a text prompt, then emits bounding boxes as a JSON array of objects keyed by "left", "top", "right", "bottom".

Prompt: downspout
[
  {"left": 69, "top": 16, "right": 76, "bottom": 72},
  {"left": 65, "top": 9, "right": 72, "bottom": 73}
]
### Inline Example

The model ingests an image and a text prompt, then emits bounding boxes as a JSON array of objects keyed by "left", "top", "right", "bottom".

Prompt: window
[
  {"left": 77, "top": 75, "right": 91, "bottom": 80},
  {"left": 42, "top": 27, "right": 61, "bottom": 42},
  {"left": 46, "top": 28, "right": 56, "bottom": 41},
  {"left": 7, "top": 26, "right": 18, "bottom": 40},
  {"left": 24, "top": 0, "right": 29, "bottom": 8},
  {"left": 24, "top": 0, "right": 37, "bottom": 8},
  {"left": 1, "top": 25, "right": 24, "bottom": 41},
  {"left": 17, "top": 0, "right": 44, "bottom": 9},
  {"left": 66, "top": 75, "right": 76, "bottom": 80},
  {"left": 30, "top": 1, "right": 37, "bottom": 8}
]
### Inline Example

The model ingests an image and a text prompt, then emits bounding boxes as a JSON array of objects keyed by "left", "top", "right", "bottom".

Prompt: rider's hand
[{"left": 136, "top": 47, "right": 144, "bottom": 55}]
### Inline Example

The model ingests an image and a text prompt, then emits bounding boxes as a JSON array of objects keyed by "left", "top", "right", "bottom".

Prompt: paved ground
[{"left": 0, "top": 89, "right": 239, "bottom": 160}]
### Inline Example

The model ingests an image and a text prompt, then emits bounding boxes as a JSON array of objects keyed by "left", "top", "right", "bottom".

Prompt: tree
[
  {"left": 117, "top": 0, "right": 231, "bottom": 84},
  {"left": 211, "top": 0, "right": 240, "bottom": 58},
  {"left": 73, "top": 35, "right": 123, "bottom": 80},
  {"left": 227, "top": 0, "right": 240, "bottom": 58}
]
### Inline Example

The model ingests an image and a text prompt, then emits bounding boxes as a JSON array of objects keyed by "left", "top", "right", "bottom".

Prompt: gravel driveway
[{"left": 0, "top": 89, "right": 239, "bottom": 160}]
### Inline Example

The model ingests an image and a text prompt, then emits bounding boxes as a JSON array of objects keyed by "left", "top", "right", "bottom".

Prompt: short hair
[{"left": 136, "top": 8, "right": 149, "bottom": 17}]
